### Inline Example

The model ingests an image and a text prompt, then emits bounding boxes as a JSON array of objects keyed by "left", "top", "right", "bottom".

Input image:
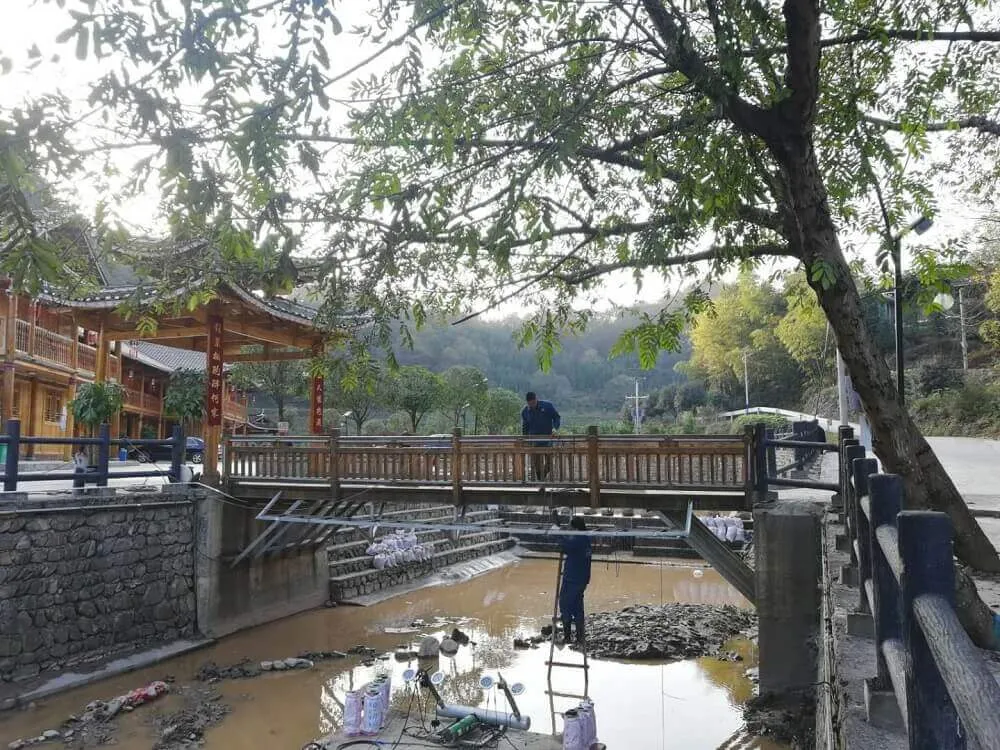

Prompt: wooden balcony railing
[
  {"left": 14, "top": 319, "right": 76, "bottom": 369},
  {"left": 78, "top": 344, "right": 97, "bottom": 374}
]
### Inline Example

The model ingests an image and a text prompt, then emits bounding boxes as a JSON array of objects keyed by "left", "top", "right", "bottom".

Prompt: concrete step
[
  {"left": 327, "top": 529, "right": 506, "bottom": 577},
  {"left": 325, "top": 507, "right": 499, "bottom": 549},
  {"left": 329, "top": 536, "right": 514, "bottom": 602},
  {"left": 325, "top": 509, "right": 501, "bottom": 560}
]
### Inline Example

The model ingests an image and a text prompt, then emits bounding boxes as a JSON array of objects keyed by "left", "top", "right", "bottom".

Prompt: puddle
[{"left": 0, "top": 559, "right": 783, "bottom": 749}]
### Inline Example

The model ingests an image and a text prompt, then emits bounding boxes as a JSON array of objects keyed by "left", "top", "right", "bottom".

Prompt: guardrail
[
  {"left": 841, "top": 432, "right": 1000, "bottom": 747},
  {"left": 224, "top": 428, "right": 752, "bottom": 506},
  {"left": 747, "top": 421, "right": 840, "bottom": 494},
  {"left": 0, "top": 418, "right": 186, "bottom": 491}
]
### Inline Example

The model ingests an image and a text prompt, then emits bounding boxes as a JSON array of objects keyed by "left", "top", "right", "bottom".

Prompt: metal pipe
[{"left": 436, "top": 705, "right": 531, "bottom": 731}]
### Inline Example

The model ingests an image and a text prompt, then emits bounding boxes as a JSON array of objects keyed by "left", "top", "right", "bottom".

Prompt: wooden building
[{"left": 0, "top": 237, "right": 326, "bottom": 474}]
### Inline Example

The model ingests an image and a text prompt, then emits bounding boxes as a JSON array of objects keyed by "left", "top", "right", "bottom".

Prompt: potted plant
[{"left": 70, "top": 381, "right": 125, "bottom": 464}]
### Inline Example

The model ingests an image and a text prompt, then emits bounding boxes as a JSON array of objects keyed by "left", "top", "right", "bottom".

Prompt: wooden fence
[
  {"left": 841, "top": 433, "right": 1000, "bottom": 748},
  {"left": 223, "top": 428, "right": 751, "bottom": 505}
]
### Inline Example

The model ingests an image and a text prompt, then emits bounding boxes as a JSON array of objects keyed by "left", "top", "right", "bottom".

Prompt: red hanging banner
[
  {"left": 310, "top": 376, "right": 324, "bottom": 434},
  {"left": 206, "top": 315, "right": 224, "bottom": 427}
]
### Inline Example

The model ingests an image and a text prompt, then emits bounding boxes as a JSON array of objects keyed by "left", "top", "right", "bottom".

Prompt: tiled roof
[{"left": 129, "top": 342, "right": 207, "bottom": 372}]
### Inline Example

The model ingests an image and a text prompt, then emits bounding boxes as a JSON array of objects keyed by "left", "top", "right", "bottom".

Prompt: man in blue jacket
[
  {"left": 521, "top": 391, "right": 560, "bottom": 482},
  {"left": 559, "top": 515, "right": 592, "bottom": 645}
]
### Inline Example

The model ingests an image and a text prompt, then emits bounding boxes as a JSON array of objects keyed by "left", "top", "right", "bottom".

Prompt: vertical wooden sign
[
  {"left": 207, "top": 315, "right": 224, "bottom": 427},
  {"left": 310, "top": 376, "right": 324, "bottom": 434}
]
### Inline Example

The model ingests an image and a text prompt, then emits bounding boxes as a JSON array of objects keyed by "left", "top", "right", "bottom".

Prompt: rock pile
[{"left": 580, "top": 604, "right": 757, "bottom": 661}]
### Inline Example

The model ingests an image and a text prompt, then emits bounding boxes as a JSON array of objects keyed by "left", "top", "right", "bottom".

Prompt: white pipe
[{"left": 436, "top": 704, "right": 531, "bottom": 731}]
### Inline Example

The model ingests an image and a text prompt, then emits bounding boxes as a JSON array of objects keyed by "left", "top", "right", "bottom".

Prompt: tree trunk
[{"left": 772, "top": 135, "right": 999, "bottom": 642}]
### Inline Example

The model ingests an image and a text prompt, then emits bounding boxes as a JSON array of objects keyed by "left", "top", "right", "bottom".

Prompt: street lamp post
[
  {"left": 742, "top": 351, "right": 750, "bottom": 415},
  {"left": 341, "top": 410, "right": 352, "bottom": 436},
  {"left": 891, "top": 215, "right": 933, "bottom": 405}
]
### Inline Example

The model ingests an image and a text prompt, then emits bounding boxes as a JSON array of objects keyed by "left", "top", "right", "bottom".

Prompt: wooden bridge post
[
  {"left": 329, "top": 427, "right": 340, "bottom": 501},
  {"left": 587, "top": 425, "right": 600, "bottom": 509},
  {"left": 451, "top": 428, "right": 463, "bottom": 508},
  {"left": 897, "top": 510, "right": 961, "bottom": 749}
]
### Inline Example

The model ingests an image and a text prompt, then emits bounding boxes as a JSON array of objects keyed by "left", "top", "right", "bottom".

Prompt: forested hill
[{"left": 392, "top": 315, "right": 689, "bottom": 413}]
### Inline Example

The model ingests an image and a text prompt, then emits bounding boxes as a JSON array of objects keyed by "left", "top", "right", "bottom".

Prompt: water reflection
[{"left": 0, "top": 560, "right": 777, "bottom": 750}]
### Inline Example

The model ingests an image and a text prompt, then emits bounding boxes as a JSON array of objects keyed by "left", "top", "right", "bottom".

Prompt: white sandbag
[
  {"left": 343, "top": 690, "right": 363, "bottom": 736},
  {"left": 562, "top": 709, "right": 587, "bottom": 750},
  {"left": 725, "top": 525, "right": 738, "bottom": 543},
  {"left": 362, "top": 689, "right": 383, "bottom": 735},
  {"left": 578, "top": 700, "right": 597, "bottom": 747},
  {"left": 373, "top": 554, "right": 388, "bottom": 570}
]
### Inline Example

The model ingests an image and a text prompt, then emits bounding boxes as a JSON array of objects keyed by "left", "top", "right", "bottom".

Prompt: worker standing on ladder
[{"left": 559, "top": 516, "right": 592, "bottom": 645}]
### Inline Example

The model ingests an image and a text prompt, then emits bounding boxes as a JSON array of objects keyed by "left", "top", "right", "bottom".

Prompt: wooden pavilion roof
[{"left": 43, "top": 280, "right": 324, "bottom": 363}]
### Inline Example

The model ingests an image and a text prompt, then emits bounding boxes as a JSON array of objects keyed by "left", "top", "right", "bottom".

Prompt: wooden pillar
[
  {"left": 65, "top": 378, "right": 77, "bottom": 460},
  {"left": 71, "top": 316, "right": 79, "bottom": 371},
  {"left": 204, "top": 309, "right": 224, "bottom": 483},
  {"left": 26, "top": 378, "right": 38, "bottom": 456},
  {"left": 110, "top": 342, "right": 122, "bottom": 440},
  {"left": 1, "top": 288, "right": 15, "bottom": 429},
  {"left": 27, "top": 300, "right": 36, "bottom": 357},
  {"left": 95, "top": 323, "right": 109, "bottom": 383}
]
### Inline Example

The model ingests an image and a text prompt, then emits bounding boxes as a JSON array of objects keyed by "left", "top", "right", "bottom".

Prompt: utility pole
[
  {"left": 836, "top": 349, "right": 849, "bottom": 427},
  {"left": 625, "top": 378, "right": 648, "bottom": 435},
  {"left": 742, "top": 351, "right": 750, "bottom": 415}
]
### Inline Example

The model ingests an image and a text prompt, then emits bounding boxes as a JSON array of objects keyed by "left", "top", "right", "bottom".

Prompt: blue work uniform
[
  {"left": 521, "top": 400, "right": 561, "bottom": 446},
  {"left": 559, "top": 533, "right": 592, "bottom": 642}
]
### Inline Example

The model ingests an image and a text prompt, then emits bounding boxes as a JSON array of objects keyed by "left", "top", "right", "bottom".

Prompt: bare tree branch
[
  {"left": 863, "top": 113, "right": 1000, "bottom": 136},
  {"left": 551, "top": 242, "right": 792, "bottom": 285}
]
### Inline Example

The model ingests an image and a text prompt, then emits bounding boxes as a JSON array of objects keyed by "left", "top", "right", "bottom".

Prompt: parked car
[{"left": 132, "top": 436, "right": 205, "bottom": 464}]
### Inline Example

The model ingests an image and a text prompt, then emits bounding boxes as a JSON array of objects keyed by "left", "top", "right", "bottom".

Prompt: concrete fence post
[
  {"left": 4, "top": 417, "right": 19, "bottom": 492},
  {"left": 97, "top": 422, "right": 110, "bottom": 487},
  {"left": 898, "top": 511, "right": 961, "bottom": 749},
  {"left": 754, "top": 500, "right": 823, "bottom": 694},
  {"left": 851, "top": 456, "right": 878, "bottom": 616},
  {"left": 867, "top": 474, "right": 903, "bottom": 696}
]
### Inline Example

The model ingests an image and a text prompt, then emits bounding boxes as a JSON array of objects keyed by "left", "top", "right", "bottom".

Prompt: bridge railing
[
  {"left": 841, "top": 434, "right": 1000, "bottom": 748},
  {"left": 224, "top": 428, "right": 751, "bottom": 503},
  {"left": 0, "top": 418, "right": 186, "bottom": 490}
]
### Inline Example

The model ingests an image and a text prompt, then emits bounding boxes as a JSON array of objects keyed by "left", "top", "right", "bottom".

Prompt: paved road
[{"left": 927, "top": 437, "right": 1000, "bottom": 515}]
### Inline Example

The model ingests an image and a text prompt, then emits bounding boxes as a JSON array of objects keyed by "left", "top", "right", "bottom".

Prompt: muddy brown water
[{"left": 1, "top": 559, "right": 784, "bottom": 749}]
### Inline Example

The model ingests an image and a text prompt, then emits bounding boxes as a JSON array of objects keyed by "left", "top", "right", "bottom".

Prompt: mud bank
[{"left": 578, "top": 603, "right": 758, "bottom": 660}]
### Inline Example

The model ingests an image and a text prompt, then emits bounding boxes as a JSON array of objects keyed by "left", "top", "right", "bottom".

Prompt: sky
[{"left": 0, "top": 1, "right": 995, "bottom": 318}]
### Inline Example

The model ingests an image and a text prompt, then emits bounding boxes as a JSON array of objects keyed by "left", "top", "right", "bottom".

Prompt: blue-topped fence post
[
  {"left": 96, "top": 423, "right": 110, "bottom": 487},
  {"left": 765, "top": 428, "right": 777, "bottom": 478},
  {"left": 752, "top": 422, "right": 768, "bottom": 500},
  {"left": 170, "top": 424, "right": 185, "bottom": 482},
  {"left": 867, "top": 474, "right": 902, "bottom": 693},
  {"left": 851, "top": 456, "right": 878, "bottom": 614},
  {"left": 3, "top": 417, "right": 19, "bottom": 492},
  {"left": 833, "top": 425, "right": 854, "bottom": 512},
  {"left": 898, "top": 511, "right": 962, "bottom": 750}
]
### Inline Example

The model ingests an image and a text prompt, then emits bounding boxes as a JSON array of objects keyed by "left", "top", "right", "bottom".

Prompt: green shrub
[
  {"left": 914, "top": 360, "right": 964, "bottom": 397},
  {"left": 732, "top": 413, "right": 791, "bottom": 432}
]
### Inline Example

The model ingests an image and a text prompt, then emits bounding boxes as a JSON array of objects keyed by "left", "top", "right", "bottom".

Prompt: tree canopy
[{"left": 7, "top": 0, "right": 1000, "bottom": 631}]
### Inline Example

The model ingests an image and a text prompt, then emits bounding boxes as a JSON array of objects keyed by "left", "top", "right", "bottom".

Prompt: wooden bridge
[{"left": 222, "top": 429, "right": 757, "bottom": 511}]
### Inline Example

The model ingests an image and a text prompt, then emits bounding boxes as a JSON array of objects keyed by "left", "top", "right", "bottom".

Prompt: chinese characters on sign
[
  {"left": 207, "top": 316, "right": 224, "bottom": 426},
  {"left": 311, "top": 376, "right": 324, "bottom": 434}
]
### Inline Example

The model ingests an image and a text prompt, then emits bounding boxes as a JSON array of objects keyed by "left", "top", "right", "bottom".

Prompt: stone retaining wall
[{"left": 0, "top": 501, "right": 196, "bottom": 684}]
